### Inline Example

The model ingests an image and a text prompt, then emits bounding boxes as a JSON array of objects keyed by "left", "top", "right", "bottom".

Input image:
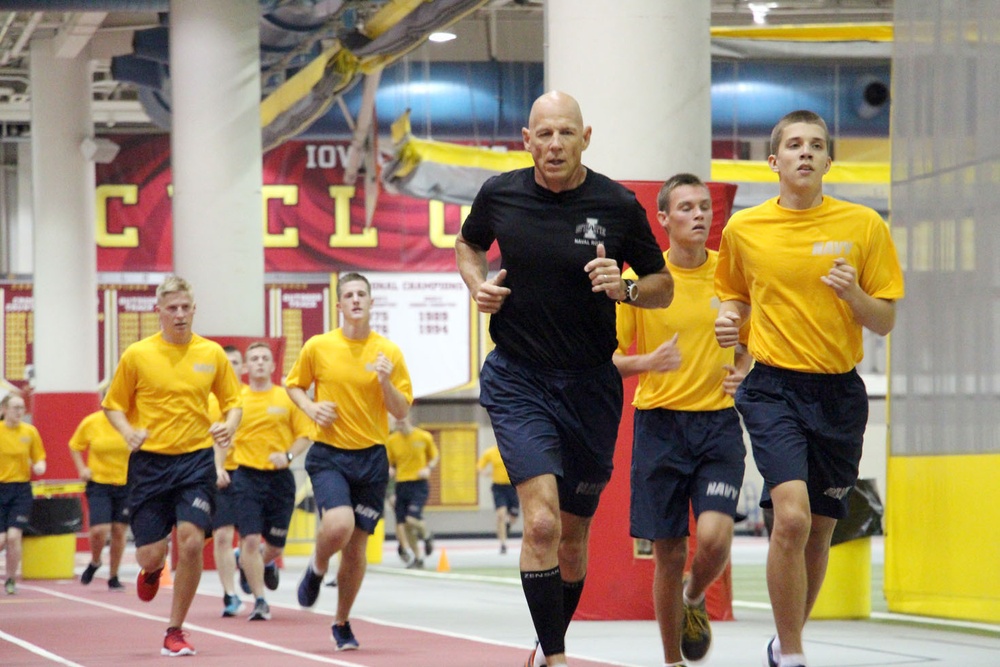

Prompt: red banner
[{"left": 96, "top": 136, "right": 508, "bottom": 274}]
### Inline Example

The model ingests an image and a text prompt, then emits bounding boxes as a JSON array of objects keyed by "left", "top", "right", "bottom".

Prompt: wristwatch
[
  {"left": 286, "top": 451, "right": 294, "bottom": 463},
  {"left": 620, "top": 278, "right": 638, "bottom": 303}
]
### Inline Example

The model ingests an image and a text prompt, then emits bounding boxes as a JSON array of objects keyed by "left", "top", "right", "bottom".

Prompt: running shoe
[
  {"left": 331, "top": 621, "right": 359, "bottom": 651},
  {"left": 423, "top": 533, "right": 434, "bottom": 557},
  {"left": 235, "top": 548, "right": 251, "bottom": 595},
  {"left": 4, "top": 578, "right": 15, "bottom": 595},
  {"left": 248, "top": 598, "right": 271, "bottom": 621},
  {"left": 136, "top": 567, "right": 162, "bottom": 602},
  {"left": 681, "top": 594, "right": 712, "bottom": 663},
  {"left": 297, "top": 562, "right": 323, "bottom": 607},
  {"left": 397, "top": 543, "right": 413, "bottom": 565},
  {"left": 108, "top": 576, "right": 125, "bottom": 591},
  {"left": 222, "top": 593, "right": 242, "bottom": 617},
  {"left": 263, "top": 561, "right": 279, "bottom": 591},
  {"left": 161, "top": 627, "right": 196, "bottom": 657},
  {"left": 80, "top": 561, "right": 100, "bottom": 585}
]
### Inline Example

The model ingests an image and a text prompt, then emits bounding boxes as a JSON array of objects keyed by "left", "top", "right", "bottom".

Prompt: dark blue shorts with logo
[
  {"left": 305, "top": 442, "right": 388, "bottom": 534},
  {"left": 630, "top": 407, "right": 746, "bottom": 540},
  {"left": 127, "top": 447, "right": 216, "bottom": 547},
  {"left": 736, "top": 362, "right": 867, "bottom": 519},
  {"left": 479, "top": 349, "right": 622, "bottom": 519}
]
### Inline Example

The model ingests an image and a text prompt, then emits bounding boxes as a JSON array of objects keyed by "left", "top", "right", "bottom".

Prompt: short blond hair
[
  {"left": 156, "top": 275, "right": 194, "bottom": 302},
  {"left": 246, "top": 341, "right": 273, "bottom": 355}
]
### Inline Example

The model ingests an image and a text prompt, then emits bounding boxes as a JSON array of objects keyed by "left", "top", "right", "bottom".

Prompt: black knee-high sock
[
  {"left": 562, "top": 577, "right": 586, "bottom": 632},
  {"left": 521, "top": 566, "right": 564, "bottom": 657}
]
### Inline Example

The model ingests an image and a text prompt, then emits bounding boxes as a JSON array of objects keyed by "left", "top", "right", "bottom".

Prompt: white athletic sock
[
  {"left": 780, "top": 653, "right": 806, "bottom": 666},
  {"left": 682, "top": 588, "right": 705, "bottom": 607},
  {"left": 532, "top": 643, "right": 546, "bottom": 667}
]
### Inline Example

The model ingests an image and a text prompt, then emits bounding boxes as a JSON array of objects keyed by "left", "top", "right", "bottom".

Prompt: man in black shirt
[{"left": 456, "top": 90, "right": 673, "bottom": 667}]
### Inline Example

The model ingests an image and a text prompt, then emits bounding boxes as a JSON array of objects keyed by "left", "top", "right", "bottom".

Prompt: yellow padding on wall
[
  {"left": 710, "top": 159, "right": 890, "bottom": 184},
  {"left": 885, "top": 453, "right": 1000, "bottom": 623}
]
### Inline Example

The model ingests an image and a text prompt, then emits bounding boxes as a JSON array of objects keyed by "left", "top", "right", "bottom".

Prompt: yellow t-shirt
[
  {"left": 68, "top": 410, "right": 129, "bottom": 486},
  {"left": 103, "top": 332, "right": 243, "bottom": 455},
  {"left": 233, "top": 385, "right": 314, "bottom": 470},
  {"left": 386, "top": 427, "right": 438, "bottom": 482},
  {"left": 618, "top": 250, "right": 744, "bottom": 411},
  {"left": 476, "top": 445, "right": 510, "bottom": 485},
  {"left": 209, "top": 391, "right": 240, "bottom": 471},
  {"left": 285, "top": 329, "right": 413, "bottom": 450},
  {"left": 716, "top": 196, "right": 905, "bottom": 373},
  {"left": 0, "top": 422, "right": 45, "bottom": 483}
]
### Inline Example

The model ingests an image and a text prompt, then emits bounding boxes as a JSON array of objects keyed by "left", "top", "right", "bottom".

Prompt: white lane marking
[
  {"left": 17, "top": 584, "right": 367, "bottom": 666},
  {"left": 0, "top": 629, "right": 87, "bottom": 667}
]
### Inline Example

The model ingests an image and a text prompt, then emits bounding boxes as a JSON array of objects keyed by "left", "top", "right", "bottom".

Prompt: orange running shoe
[
  {"left": 161, "top": 627, "right": 196, "bottom": 657},
  {"left": 136, "top": 567, "right": 162, "bottom": 602}
]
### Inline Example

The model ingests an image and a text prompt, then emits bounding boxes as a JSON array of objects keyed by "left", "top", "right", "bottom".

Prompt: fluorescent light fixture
[
  {"left": 748, "top": 2, "right": 777, "bottom": 25},
  {"left": 428, "top": 31, "right": 456, "bottom": 43}
]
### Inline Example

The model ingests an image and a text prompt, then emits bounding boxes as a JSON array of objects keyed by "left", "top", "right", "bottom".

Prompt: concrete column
[
  {"left": 545, "top": 0, "right": 712, "bottom": 181},
  {"left": 29, "top": 37, "right": 96, "bottom": 391},
  {"left": 170, "top": 0, "right": 264, "bottom": 336},
  {"left": 545, "top": 0, "right": 716, "bottom": 621},
  {"left": 29, "top": 36, "right": 100, "bottom": 477}
]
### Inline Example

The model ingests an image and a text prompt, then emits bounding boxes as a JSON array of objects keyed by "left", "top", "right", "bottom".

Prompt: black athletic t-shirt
[{"left": 462, "top": 167, "right": 666, "bottom": 370}]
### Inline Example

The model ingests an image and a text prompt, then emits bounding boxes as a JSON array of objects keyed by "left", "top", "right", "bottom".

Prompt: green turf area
[
  {"left": 446, "top": 556, "right": 891, "bottom": 616},
  {"left": 731, "top": 562, "right": 889, "bottom": 614}
]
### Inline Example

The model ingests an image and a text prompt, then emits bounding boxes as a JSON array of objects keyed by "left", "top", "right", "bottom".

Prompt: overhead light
[
  {"left": 748, "top": 2, "right": 778, "bottom": 25},
  {"left": 428, "top": 32, "right": 456, "bottom": 43}
]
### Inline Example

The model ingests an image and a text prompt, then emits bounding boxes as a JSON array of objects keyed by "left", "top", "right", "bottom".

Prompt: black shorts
[
  {"left": 213, "top": 476, "right": 239, "bottom": 530},
  {"left": 491, "top": 484, "right": 520, "bottom": 516},
  {"left": 304, "top": 442, "right": 388, "bottom": 534},
  {"left": 479, "top": 349, "right": 622, "bottom": 518},
  {"left": 127, "top": 448, "right": 216, "bottom": 547},
  {"left": 629, "top": 408, "right": 746, "bottom": 540},
  {"left": 394, "top": 480, "right": 430, "bottom": 523},
  {"left": 0, "top": 482, "right": 33, "bottom": 531},
  {"left": 736, "top": 363, "right": 868, "bottom": 519},
  {"left": 232, "top": 467, "right": 296, "bottom": 548},
  {"left": 85, "top": 481, "right": 129, "bottom": 525}
]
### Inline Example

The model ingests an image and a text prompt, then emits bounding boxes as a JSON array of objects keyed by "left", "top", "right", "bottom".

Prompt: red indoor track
[{"left": 1, "top": 579, "right": 612, "bottom": 666}]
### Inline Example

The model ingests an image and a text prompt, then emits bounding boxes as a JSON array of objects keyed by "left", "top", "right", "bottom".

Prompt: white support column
[
  {"left": 29, "top": 36, "right": 96, "bottom": 393},
  {"left": 545, "top": 0, "right": 712, "bottom": 181},
  {"left": 170, "top": 0, "right": 264, "bottom": 336}
]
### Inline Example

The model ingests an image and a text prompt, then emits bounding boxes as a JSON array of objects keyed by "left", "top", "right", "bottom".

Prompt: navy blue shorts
[
  {"left": 0, "top": 482, "right": 33, "bottom": 531},
  {"left": 213, "top": 476, "right": 238, "bottom": 530},
  {"left": 127, "top": 448, "right": 216, "bottom": 547},
  {"left": 233, "top": 467, "right": 296, "bottom": 548},
  {"left": 85, "top": 481, "right": 129, "bottom": 525},
  {"left": 736, "top": 363, "right": 868, "bottom": 519},
  {"left": 491, "top": 484, "right": 520, "bottom": 517},
  {"left": 304, "top": 442, "right": 388, "bottom": 534},
  {"left": 629, "top": 408, "right": 746, "bottom": 540},
  {"left": 479, "top": 349, "right": 622, "bottom": 518},
  {"left": 394, "top": 480, "right": 429, "bottom": 523}
]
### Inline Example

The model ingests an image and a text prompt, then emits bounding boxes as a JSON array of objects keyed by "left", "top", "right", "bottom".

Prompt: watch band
[{"left": 621, "top": 278, "right": 637, "bottom": 303}]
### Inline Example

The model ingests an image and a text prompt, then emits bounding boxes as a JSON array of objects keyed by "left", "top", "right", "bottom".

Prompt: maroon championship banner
[
  {"left": 95, "top": 135, "right": 508, "bottom": 273},
  {"left": 1, "top": 283, "right": 33, "bottom": 393}
]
